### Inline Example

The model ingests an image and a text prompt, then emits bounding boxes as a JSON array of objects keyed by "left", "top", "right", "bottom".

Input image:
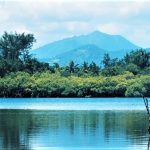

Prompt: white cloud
[
  {"left": 97, "top": 23, "right": 123, "bottom": 35},
  {"left": 0, "top": 1, "right": 150, "bottom": 48}
]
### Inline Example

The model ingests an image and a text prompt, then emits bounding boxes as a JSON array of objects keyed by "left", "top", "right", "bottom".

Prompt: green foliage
[
  {"left": 0, "top": 32, "right": 35, "bottom": 61},
  {"left": 60, "top": 69, "right": 71, "bottom": 77},
  {"left": 0, "top": 71, "right": 149, "bottom": 97},
  {"left": 101, "top": 49, "right": 149, "bottom": 76},
  {"left": 82, "top": 61, "right": 89, "bottom": 73},
  {"left": 125, "top": 76, "right": 150, "bottom": 97},
  {"left": 89, "top": 62, "right": 100, "bottom": 75},
  {"left": 0, "top": 32, "right": 50, "bottom": 76},
  {"left": 24, "top": 58, "right": 50, "bottom": 74},
  {"left": 125, "top": 63, "right": 139, "bottom": 75},
  {"left": 0, "top": 31, "right": 149, "bottom": 97},
  {"left": 102, "top": 53, "right": 111, "bottom": 67},
  {"left": 65, "top": 61, "right": 79, "bottom": 73},
  {"left": 124, "top": 49, "right": 150, "bottom": 69},
  {"left": 101, "top": 66, "right": 123, "bottom": 76}
]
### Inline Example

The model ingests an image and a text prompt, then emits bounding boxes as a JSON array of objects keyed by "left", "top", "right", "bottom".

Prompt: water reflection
[{"left": 0, "top": 110, "right": 148, "bottom": 149}]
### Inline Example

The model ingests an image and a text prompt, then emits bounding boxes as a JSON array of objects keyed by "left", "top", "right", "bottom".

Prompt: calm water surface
[{"left": 0, "top": 98, "right": 149, "bottom": 150}]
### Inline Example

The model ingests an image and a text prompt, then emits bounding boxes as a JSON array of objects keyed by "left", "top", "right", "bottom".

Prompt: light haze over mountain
[{"left": 32, "top": 31, "right": 140, "bottom": 65}]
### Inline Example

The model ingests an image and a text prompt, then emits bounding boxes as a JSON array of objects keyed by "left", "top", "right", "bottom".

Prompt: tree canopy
[
  {"left": 0, "top": 32, "right": 50, "bottom": 76},
  {"left": 0, "top": 32, "right": 149, "bottom": 97},
  {"left": 0, "top": 32, "right": 35, "bottom": 61}
]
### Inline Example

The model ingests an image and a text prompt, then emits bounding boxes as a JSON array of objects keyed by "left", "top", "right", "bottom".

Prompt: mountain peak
[
  {"left": 89, "top": 30, "right": 109, "bottom": 36},
  {"left": 32, "top": 30, "right": 140, "bottom": 62},
  {"left": 91, "top": 30, "right": 101, "bottom": 34}
]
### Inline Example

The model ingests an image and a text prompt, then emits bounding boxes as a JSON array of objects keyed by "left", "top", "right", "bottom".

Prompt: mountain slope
[
  {"left": 49, "top": 45, "right": 106, "bottom": 65},
  {"left": 32, "top": 31, "right": 140, "bottom": 62}
]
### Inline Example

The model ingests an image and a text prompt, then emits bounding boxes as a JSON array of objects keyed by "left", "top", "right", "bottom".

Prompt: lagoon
[
  {"left": 0, "top": 98, "right": 149, "bottom": 150},
  {"left": 0, "top": 98, "right": 146, "bottom": 110}
]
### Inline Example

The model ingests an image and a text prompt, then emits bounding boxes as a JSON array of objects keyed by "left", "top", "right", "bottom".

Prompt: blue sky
[{"left": 0, "top": 0, "right": 150, "bottom": 49}]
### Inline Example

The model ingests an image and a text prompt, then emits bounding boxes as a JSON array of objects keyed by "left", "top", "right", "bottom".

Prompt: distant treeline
[{"left": 0, "top": 32, "right": 150, "bottom": 97}]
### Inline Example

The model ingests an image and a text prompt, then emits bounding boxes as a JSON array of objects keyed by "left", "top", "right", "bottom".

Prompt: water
[
  {"left": 0, "top": 98, "right": 149, "bottom": 150},
  {"left": 0, "top": 98, "right": 146, "bottom": 110}
]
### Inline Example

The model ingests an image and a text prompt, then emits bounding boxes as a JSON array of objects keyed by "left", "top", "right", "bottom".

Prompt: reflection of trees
[
  {"left": 103, "top": 111, "right": 117, "bottom": 140},
  {"left": 103, "top": 111, "right": 148, "bottom": 144},
  {"left": 0, "top": 110, "right": 50, "bottom": 150},
  {"left": 0, "top": 110, "right": 147, "bottom": 149},
  {"left": 0, "top": 110, "right": 30, "bottom": 149},
  {"left": 124, "top": 112, "right": 148, "bottom": 138}
]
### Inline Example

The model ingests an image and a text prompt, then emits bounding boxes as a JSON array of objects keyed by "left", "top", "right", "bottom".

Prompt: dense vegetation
[{"left": 0, "top": 32, "right": 149, "bottom": 97}]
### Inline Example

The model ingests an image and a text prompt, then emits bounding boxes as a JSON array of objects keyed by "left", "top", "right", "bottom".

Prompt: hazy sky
[{"left": 0, "top": 0, "right": 150, "bottom": 48}]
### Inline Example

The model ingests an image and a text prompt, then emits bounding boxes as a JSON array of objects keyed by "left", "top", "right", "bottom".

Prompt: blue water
[
  {"left": 0, "top": 98, "right": 149, "bottom": 150},
  {"left": 0, "top": 98, "right": 146, "bottom": 110}
]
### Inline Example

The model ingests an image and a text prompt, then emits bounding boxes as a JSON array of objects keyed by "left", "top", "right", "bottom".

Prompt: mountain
[
  {"left": 32, "top": 31, "right": 140, "bottom": 64},
  {"left": 49, "top": 45, "right": 106, "bottom": 65},
  {"left": 146, "top": 48, "right": 150, "bottom": 52}
]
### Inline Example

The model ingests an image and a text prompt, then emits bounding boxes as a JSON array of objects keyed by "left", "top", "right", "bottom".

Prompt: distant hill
[
  {"left": 49, "top": 45, "right": 106, "bottom": 66},
  {"left": 32, "top": 31, "right": 140, "bottom": 65},
  {"left": 146, "top": 48, "right": 150, "bottom": 51}
]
